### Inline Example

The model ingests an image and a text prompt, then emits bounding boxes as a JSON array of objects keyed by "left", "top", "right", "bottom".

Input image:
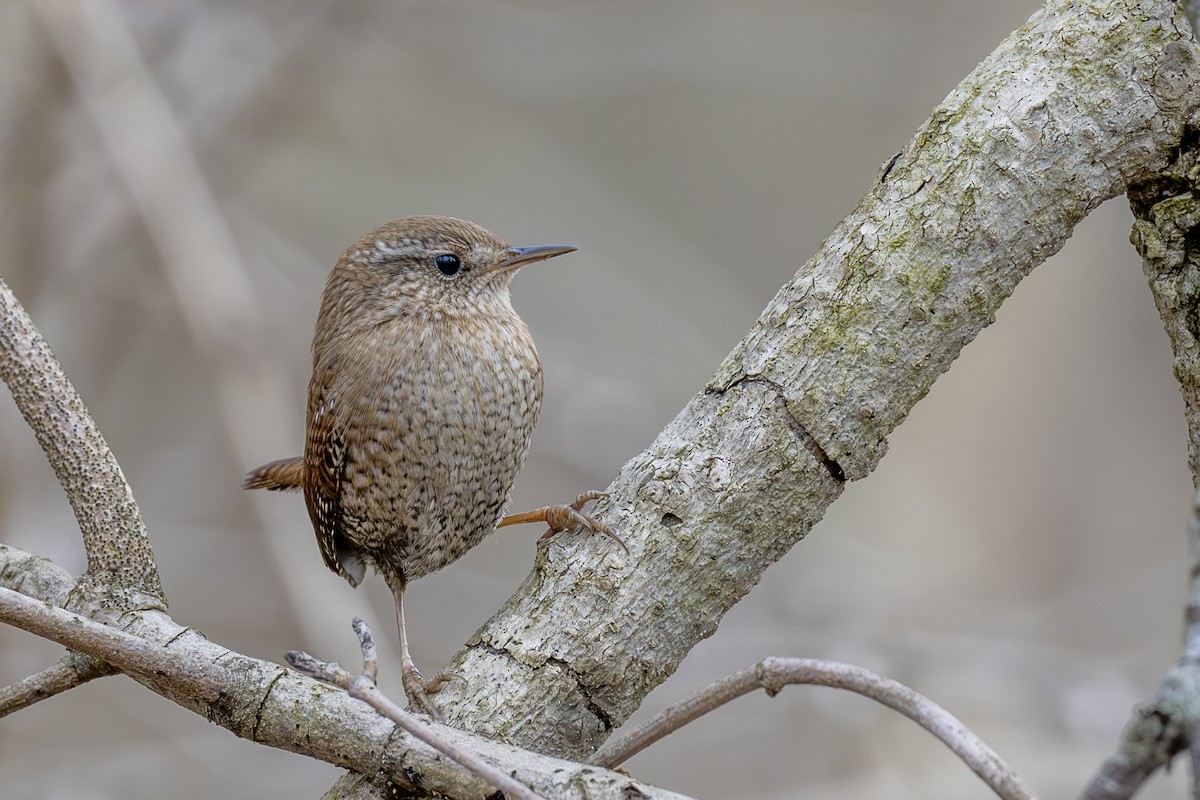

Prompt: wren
[{"left": 244, "top": 215, "right": 619, "bottom": 712}]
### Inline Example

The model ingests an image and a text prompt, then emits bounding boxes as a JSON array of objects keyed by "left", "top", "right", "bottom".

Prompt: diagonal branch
[
  {"left": 434, "top": 0, "right": 1200, "bottom": 761},
  {"left": 0, "top": 278, "right": 163, "bottom": 611},
  {"left": 0, "top": 544, "right": 77, "bottom": 607}
]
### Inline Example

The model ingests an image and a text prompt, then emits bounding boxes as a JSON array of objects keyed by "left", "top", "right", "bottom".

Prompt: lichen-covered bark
[{"left": 436, "top": 0, "right": 1200, "bottom": 761}]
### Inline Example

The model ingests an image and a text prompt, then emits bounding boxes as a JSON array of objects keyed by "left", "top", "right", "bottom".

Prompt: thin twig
[
  {"left": 1080, "top": 671, "right": 1200, "bottom": 800},
  {"left": 1191, "top": 715, "right": 1200, "bottom": 800},
  {"left": 1071, "top": 507, "right": 1200, "bottom": 800},
  {"left": 1185, "top": 492, "right": 1200, "bottom": 663},
  {"left": 353, "top": 617, "right": 378, "bottom": 683},
  {"left": 589, "top": 657, "right": 1037, "bottom": 800},
  {"left": 0, "top": 587, "right": 199, "bottom": 689},
  {"left": 287, "top": 619, "right": 545, "bottom": 800},
  {"left": 0, "top": 653, "right": 115, "bottom": 717}
]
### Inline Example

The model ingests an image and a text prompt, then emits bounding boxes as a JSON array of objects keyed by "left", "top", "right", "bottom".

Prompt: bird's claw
[
  {"left": 401, "top": 665, "right": 462, "bottom": 718},
  {"left": 500, "top": 490, "right": 626, "bottom": 551},
  {"left": 538, "top": 491, "right": 627, "bottom": 552}
]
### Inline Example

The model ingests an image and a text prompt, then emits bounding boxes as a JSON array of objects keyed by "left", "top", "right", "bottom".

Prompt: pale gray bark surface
[
  {"left": 0, "top": 0, "right": 1197, "bottom": 798},
  {"left": 434, "top": 0, "right": 1200, "bottom": 762},
  {"left": 0, "top": 545, "right": 690, "bottom": 800}
]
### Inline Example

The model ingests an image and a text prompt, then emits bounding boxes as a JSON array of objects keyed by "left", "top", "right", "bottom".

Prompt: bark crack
[
  {"left": 469, "top": 641, "right": 615, "bottom": 733},
  {"left": 251, "top": 668, "right": 287, "bottom": 742},
  {"left": 545, "top": 655, "right": 617, "bottom": 733},
  {"left": 707, "top": 374, "right": 847, "bottom": 482},
  {"left": 163, "top": 626, "right": 194, "bottom": 647}
]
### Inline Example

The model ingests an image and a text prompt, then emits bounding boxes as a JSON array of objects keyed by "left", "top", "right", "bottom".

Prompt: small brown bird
[{"left": 244, "top": 215, "right": 618, "bottom": 712}]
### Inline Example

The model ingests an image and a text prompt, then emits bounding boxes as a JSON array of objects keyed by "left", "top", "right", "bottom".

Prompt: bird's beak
[{"left": 488, "top": 243, "right": 576, "bottom": 275}]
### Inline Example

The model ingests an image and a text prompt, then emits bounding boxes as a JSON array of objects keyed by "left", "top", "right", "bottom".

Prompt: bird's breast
[{"left": 332, "top": 309, "right": 543, "bottom": 581}]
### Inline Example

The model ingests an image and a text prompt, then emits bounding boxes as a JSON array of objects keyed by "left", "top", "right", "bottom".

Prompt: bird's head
[{"left": 315, "top": 215, "right": 574, "bottom": 342}]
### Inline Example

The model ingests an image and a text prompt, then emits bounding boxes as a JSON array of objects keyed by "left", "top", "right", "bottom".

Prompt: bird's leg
[
  {"left": 394, "top": 590, "right": 455, "bottom": 717},
  {"left": 499, "top": 490, "right": 627, "bottom": 551}
]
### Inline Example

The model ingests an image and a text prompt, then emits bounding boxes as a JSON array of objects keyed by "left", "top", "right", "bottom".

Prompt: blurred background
[{"left": 0, "top": 1, "right": 1189, "bottom": 798}]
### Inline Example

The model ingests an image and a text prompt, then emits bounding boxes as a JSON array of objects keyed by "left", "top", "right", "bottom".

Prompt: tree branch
[
  {"left": 0, "top": 653, "right": 115, "bottom": 717},
  {"left": 433, "top": 0, "right": 1200, "bottom": 762},
  {"left": 0, "top": 277, "right": 163, "bottom": 611},
  {"left": 1081, "top": 122, "right": 1200, "bottom": 800},
  {"left": 0, "top": 543, "right": 77, "bottom": 608},
  {"left": 0, "top": 551, "right": 691, "bottom": 800},
  {"left": 287, "top": 619, "right": 547, "bottom": 800},
  {"left": 588, "top": 658, "right": 1037, "bottom": 800}
]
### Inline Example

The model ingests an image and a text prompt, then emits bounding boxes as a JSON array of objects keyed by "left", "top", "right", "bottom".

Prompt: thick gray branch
[
  {"left": 0, "top": 544, "right": 76, "bottom": 608},
  {"left": 434, "top": 0, "right": 1200, "bottom": 760},
  {"left": 0, "top": 547, "right": 689, "bottom": 800},
  {"left": 4, "top": 0, "right": 1198, "bottom": 795},
  {"left": 0, "top": 278, "right": 163, "bottom": 610}
]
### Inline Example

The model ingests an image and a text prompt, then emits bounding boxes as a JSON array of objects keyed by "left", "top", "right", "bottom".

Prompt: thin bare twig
[
  {"left": 589, "top": 657, "right": 1037, "bottom": 800},
  {"left": 1079, "top": 496, "right": 1200, "bottom": 800},
  {"left": 1081, "top": 667, "right": 1200, "bottom": 800},
  {"left": 288, "top": 618, "right": 545, "bottom": 800},
  {"left": 0, "top": 653, "right": 115, "bottom": 717},
  {"left": 1186, "top": 491, "right": 1200, "bottom": 664},
  {"left": 353, "top": 618, "right": 378, "bottom": 683}
]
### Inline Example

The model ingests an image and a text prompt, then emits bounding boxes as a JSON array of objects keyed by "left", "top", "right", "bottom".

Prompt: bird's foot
[
  {"left": 401, "top": 664, "right": 461, "bottom": 718},
  {"left": 500, "top": 490, "right": 627, "bottom": 551}
]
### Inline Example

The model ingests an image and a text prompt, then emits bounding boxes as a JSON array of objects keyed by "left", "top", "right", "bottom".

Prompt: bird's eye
[{"left": 434, "top": 254, "right": 461, "bottom": 276}]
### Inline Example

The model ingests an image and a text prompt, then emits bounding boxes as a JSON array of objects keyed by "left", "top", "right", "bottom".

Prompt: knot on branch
[{"left": 1116, "top": 665, "right": 1200, "bottom": 771}]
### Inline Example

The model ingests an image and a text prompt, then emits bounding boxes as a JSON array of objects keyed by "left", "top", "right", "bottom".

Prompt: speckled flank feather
[{"left": 248, "top": 216, "right": 551, "bottom": 597}]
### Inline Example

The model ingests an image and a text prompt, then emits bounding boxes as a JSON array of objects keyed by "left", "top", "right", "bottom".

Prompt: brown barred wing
[{"left": 303, "top": 382, "right": 359, "bottom": 585}]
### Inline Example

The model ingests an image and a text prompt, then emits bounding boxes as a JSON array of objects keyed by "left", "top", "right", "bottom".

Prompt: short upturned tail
[{"left": 243, "top": 456, "right": 305, "bottom": 491}]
